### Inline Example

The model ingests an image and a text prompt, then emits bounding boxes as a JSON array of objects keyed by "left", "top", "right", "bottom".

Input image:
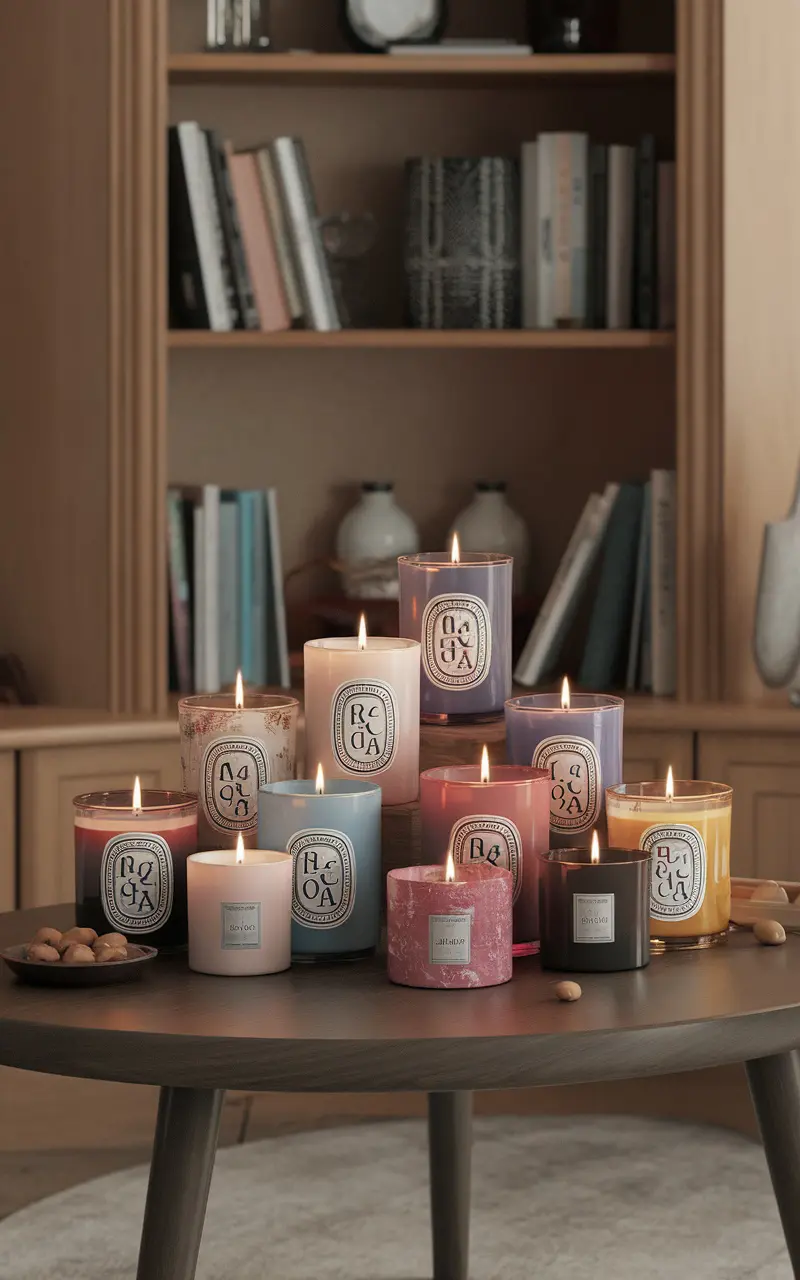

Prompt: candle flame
[
  {"left": 445, "top": 850, "right": 456, "bottom": 882},
  {"left": 132, "top": 776, "right": 142, "bottom": 815},
  {"left": 480, "top": 745, "right": 490, "bottom": 784},
  {"left": 315, "top": 763, "right": 325, "bottom": 795},
  {"left": 357, "top": 614, "right": 367, "bottom": 650},
  {"left": 591, "top": 830, "right": 600, "bottom": 864},
  {"left": 451, "top": 532, "right": 460, "bottom": 564},
  {"left": 561, "top": 676, "right": 571, "bottom": 710},
  {"left": 235, "top": 670, "right": 244, "bottom": 710},
  {"left": 235, "top": 833, "right": 245, "bottom": 865},
  {"left": 666, "top": 766, "right": 674, "bottom": 802}
]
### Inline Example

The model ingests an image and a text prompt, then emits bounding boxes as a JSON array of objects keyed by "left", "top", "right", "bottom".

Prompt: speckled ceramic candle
[
  {"left": 387, "top": 864, "right": 513, "bottom": 989},
  {"left": 179, "top": 693, "right": 298, "bottom": 851}
]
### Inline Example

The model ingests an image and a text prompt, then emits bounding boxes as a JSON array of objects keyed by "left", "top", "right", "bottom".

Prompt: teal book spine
[
  {"left": 252, "top": 492, "right": 268, "bottom": 687},
  {"left": 578, "top": 482, "right": 645, "bottom": 689},
  {"left": 237, "top": 492, "right": 254, "bottom": 683}
]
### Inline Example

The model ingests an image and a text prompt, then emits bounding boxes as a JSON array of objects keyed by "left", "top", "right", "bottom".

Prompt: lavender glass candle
[
  {"left": 505, "top": 687, "right": 623, "bottom": 847},
  {"left": 398, "top": 546, "right": 512, "bottom": 723}
]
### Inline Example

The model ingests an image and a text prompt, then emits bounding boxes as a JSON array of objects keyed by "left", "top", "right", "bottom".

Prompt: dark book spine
[
  {"left": 635, "top": 134, "right": 657, "bottom": 329},
  {"left": 168, "top": 127, "right": 210, "bottom": 329},
  {"left": 588, "top": 144, "right": 608, "bottom": 329},
  {"left": 206, "top": 131, "right": 260, "bottom": 330},
  {"left": 204, "top": 129, "right": 247, "bottom": 329}
]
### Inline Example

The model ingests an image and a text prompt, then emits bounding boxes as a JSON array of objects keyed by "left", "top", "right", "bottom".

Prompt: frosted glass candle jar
[
  {"left": 538, "top": 847, "right": 651, "bottom": 973},
  {"left": 419, "top": 764, "right": 550, "bottom": 950},
  {"left": 304, "top": 635, "right": 420, "bottom": 806},
  {"left": 179, "top": 693, "right": 298, "bottom": 851},
  {"left": 398, "top": 552, "right": 512, "bottom": 722},
  {"left": 505, "top": 693, "right": 623, "bottom": 846},
  {"left": 187, "top": 848, "right": 292, "bottom": 976},
  {"left": 258, "top": 779, "right": 382, "bottom": 961}
]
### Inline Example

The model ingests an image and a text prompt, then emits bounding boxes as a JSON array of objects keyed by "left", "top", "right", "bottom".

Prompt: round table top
[{"left": 1, "top": 906, "right": 799, "bottom": 1092}]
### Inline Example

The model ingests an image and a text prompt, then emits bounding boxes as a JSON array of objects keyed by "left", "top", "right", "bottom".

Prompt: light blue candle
[{"left": 258, "top": 778, "right": 382, "bottom": 960}]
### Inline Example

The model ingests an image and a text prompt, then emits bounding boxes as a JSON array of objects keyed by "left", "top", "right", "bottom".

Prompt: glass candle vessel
[
  {"left": 387, "top": 863, "right": 513, "bottom": 989},
  {"left": 179, "top": 691, "right": 298, "bottom": 851},
  {"left": 187, "top": 847, "right": 292, "bottom": 976},
  {"left": 398, "top": 550, "right": 513, "bottom": 723},
  {"left": 505, "top": 691, "right": 623, "bottom": 845},
  {"left": 304, "top": 633, "right": 420, "bottom": 806},
  {"left": 606, "top": 781, "right": 733, "bottom": 950},
  {"left": 258, "top": 778, "right": 382, "bottom": 961},
  {"left": 419, "top": 763, "right": 550, "bottom": 952},
  {"left": 538, "top": 846, "right": 650, "bottom": 972},
  {"left": 74, "top": 790, "right": 198, "bottom": 948}
]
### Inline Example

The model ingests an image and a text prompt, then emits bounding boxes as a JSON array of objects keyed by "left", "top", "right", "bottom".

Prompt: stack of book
[
  {"left": 521, "top": 133, "right": 675, "bottom": 330},
  {"left": 513, "top": 470, "right": 677, "bottom": 695},
  {"left": 168, "top": 123, "right": 340, "bottom": 332},
  {"left": 167, "top": 486, "right": 290, "bottom": 695}
]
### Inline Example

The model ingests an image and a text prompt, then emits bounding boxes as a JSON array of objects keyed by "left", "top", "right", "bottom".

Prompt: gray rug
[{"left": 0, "top": 1117, "right": 790, "bottom": 1279}]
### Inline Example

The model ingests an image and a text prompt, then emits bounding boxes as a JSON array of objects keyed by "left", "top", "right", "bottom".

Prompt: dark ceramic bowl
[{"left": 1, "top": 943, "right": 158, "bottom": 987}]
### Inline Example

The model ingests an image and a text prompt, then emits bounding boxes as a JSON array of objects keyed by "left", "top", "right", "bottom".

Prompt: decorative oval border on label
[
  {"left": 201, "top": 735, "right": 270, "bottom": 834},
  {"left": 330, "top": 679, "right": 398, "bottom": 775},
  {"left": 289, "top": 828, "right": 357, "bottom": 930},
  {"left": 421, "top": 593, "right": 492, "bottom": 691},
  {"left": 449, "top": 814, "right": 523, "bottom": 902},
  {"left": 641, "top": 823, "right": 707, "bottom": 921},
  {"left": 101, "top": 833, "right": 174, "bottom": 933},
  {"left": 532, "top": 735, "right": 601, "bottom": 834}
]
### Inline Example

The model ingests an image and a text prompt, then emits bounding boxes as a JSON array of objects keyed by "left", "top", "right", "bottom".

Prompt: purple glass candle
[
  {"left": 398, "top": 547, "right": 512, "bottom": 722},
  {"left": 505, "top": 686, "right": 623, "bottom": 847}
]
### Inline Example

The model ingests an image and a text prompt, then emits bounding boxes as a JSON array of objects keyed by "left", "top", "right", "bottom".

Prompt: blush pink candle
[
  {"left": 387, "top": 860, "right": 512, "bottom": 989},
  {"left": 420, "top": 757, "right": 550, "bottom": 954}
]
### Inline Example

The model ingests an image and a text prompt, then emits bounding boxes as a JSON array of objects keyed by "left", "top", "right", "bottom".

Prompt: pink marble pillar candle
[{"left": 387, "top": 861, "right": 512, "bottom": 989}]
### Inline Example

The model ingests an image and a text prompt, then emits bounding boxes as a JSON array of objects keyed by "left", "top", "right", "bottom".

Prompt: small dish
[
  {"left": 730, "top": 877, "right": 800, "bottom": 932},
  {"left": 1, "top": 944, "right": 158, "bottom": 987}
]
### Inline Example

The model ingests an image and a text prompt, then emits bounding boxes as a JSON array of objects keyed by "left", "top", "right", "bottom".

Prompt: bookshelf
[{"left": 167, "top": 330, "right": 676, "bottom": 351}]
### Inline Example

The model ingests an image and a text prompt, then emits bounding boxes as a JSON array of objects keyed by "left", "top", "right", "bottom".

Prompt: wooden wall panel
[
  {"left": 0, "top": 753, "right": 15, "bottom": 913},
  {"left": 623, "top": 731, "right": 694, "bottom": 784},
  {"left": 698, "top": 733, "right": 800, "bottom": 881}
]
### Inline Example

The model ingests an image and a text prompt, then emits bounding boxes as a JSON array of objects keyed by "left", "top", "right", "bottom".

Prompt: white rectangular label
[
  {"left": 572, "top": 893, "right": 615, "bottom": 943},
  {"left": 221, "top": 901, "right": 262, "bottom": 950},
  {"left": 429, "top": 913, "right": 471, "bottom": 964}
]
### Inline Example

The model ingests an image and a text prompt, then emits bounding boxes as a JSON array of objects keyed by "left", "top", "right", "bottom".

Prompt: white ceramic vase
[
  {"left": 336, "top": 483, "right": 419, "bottom": 599},
  {"left": 448, "top": 483, "right": 529, "bottom": 592}
]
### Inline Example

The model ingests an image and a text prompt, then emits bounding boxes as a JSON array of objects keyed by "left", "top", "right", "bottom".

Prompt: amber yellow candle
[{"left": 606, "top": 776, "right": 732, "bottom": 950}]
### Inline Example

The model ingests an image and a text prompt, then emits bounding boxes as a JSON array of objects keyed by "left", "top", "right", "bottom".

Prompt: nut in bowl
[
  {"left": 730, "top": 878, "right": 800, "bottom": 933},
  {"left": 1, "top": 925, "right": 157, "bottom": 986}
]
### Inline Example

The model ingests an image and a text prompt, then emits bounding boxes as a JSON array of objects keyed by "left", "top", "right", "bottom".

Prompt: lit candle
[
  {"left": 179, "top": 672, "right": 299, "bottom": 851},
  {"left": 538, "top": 830, "right": 651, "bottom": 972},
  {"left": 387, "top": 853, "right": 513, "bottom": 989},
  {"left": 419, "top": 748, "right": 550, "bottom": 953},
  {"left": 73, "top": 779, "right": 198, "bottom": 947},
  {"left": 186, "top": 833, "right": 292, "bottom": 975},
  {"left": 258, "top": 766, "right": 382, "bottom": 961},
  {"left": 304, "top": 615, "right": 421, "bottom": 805},
  {"left": 398, "top": 536, "right": 512, "bottom": 723},
  {"left": 504, "top": 679, "right": 623, "bottom": 845},
  {"left": 606, "top": 773, "right": 733, "bottom": 950}
]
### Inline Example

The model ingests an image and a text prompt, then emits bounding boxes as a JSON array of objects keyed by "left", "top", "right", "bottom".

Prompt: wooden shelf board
[
  {"left": 167, "top": 51, "right": 676, "bottom": 86},
  {"left": 168, "top": 329, "right": 675, "bottom": 351}
]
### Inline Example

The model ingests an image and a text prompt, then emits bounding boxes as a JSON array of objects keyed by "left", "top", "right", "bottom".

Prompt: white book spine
[
  {"left": 569, "top": 134, "right": 589, "bottom": 325},
  {"left": 606, "top": 145, "right": 635, "bottom": 329},
  {"left": 202, "top": 484, "right": 221, "bottom": 693},
  {"left": 270, "top": 137, "right": 340, "bottom": 332},
  {"left": 266, "top": 489, "right": 290, "bottom": 688},
  {"left": 256, "top": 149, "right": 304, "bottom": 322},
  {"left": 536, "top": 135, "right": 555, "bottom": 328},
  {"left": 521, "top": 142, "right": 538, "bottom": 329},
  {"left": 553, "top": 134, "right": 573, "bottom": 323},
  {"left": 178, "top": 123, "right": 233, "bottom": 332},
  {"left": 650, "top": 469, "right": 677, "bottom": 696}
]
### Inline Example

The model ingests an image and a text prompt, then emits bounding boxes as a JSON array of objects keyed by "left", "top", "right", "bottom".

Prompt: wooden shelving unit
[{"left": 168, "top": 329, "right": 676, "bottom": 351}]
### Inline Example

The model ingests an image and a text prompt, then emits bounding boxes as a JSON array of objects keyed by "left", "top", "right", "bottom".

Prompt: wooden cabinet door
[
  {"left": 623, "top": 731, "right": 694, "bottom": 784},
  {"left": 698, "top": 733, "right": 800, "bottom": 880},
  {"left": 19, "top": 741, "right": 182, "bottom": 908},
  {"left": 0, "top": 752, "right": 15, "bottom": 911}
]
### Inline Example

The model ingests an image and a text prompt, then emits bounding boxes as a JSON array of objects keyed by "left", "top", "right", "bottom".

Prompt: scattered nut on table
[
  {"left": 554, "top": 981, "right": 582, "bottom": 1002},
  {"left": 26, "top": 943, "right": 60, "bottom": 963},
  {"left": 30, "top": 927, "right": 62, "bottom": 948},
  {"left": 61, "top": 943, "right": 97, "bottom": 964},
  {"left": 751, "top": 881, "right": 789, "bottom": 904},
  {"left": 754, "top": 919, "right": 787, "bottom": 946}
]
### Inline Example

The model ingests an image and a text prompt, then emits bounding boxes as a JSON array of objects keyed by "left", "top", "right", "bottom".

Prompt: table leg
[
  {"left": 136, "top": 1086, "right": 224, "bottom": 1280},
  {"left": 427, "top": 1090, "right": 473, "bottom": 1280},
  {"left": 746, "top": 1052, "right": 800, "bottom": 1276}
]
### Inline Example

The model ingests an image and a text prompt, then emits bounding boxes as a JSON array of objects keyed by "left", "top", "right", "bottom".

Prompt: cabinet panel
[
  {"left": 20, "top": 741, "right": 182, "bottom": 908},
  {"left": 0, "top": 751, "right": 14, "bottom": 911},
  {"left": 623, "top": 731, "right": 693, "bottom": 784},
  {"left": 698, "top": 733, "right": 800, "bottom": 880}
]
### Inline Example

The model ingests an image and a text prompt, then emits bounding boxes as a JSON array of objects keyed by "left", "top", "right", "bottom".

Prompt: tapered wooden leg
[
  {"left": 747, "top": 1052, "right": 800, "bottom": 1277},
  {"left": 136, "top": 1086, "right": 224, "bottom": 1280},
  {"left": 428, "top": 1091, "right": 473, "bottom": 1280}
]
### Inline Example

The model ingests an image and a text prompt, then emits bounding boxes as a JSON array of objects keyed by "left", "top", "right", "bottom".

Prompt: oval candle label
[
  {"left": 449, "top": 814, "right": 522, "bottom": 902},
  {"left": 101, "top": 833, "right": 174, "bottom": 933},
  {"left": 421, "top": 594, "right": 491, "bottom": 690},
  {"left": 201, "top": 736, "right": 270, "bottom": 834},
  {"left": 641, "top": 824, "right": 707, "bottom": 921},
  {"left": 289, "top": 828, "right": 357, "bottom": 929},
  {"left": 532, "top": 736, "right": 601, "bottom": 834},
  {"left": 331, "top": 680, "right": 398, "bottom": 775}
]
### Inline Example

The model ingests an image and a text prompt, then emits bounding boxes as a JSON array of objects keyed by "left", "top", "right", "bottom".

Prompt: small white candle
[{"left": 187, "top": 834, "right": 292, "bottom": 975}]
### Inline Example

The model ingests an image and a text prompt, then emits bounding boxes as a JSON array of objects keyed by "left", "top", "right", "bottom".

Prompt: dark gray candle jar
[{"left": 538, "top": 846, "right": 650, "bottom": 972}]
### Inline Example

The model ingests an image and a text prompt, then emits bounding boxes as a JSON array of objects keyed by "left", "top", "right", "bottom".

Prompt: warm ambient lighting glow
[
  {"left": 480, "top": 745, "right": 490, "bottom": 784},
  {"left": 315, "top": 763, "right": 325, "bottom": 795},
  {"left": 561, "top": 676, "right": 570, "bottom": 710},
  {"left": 666, "top": 766, "right": 674, "bottom": 802},
  {"left": 235, "top": 833, "right": 245, "bottom": 865},
  {"left": 451, "top": 532, "right": 460, "bottom": 564},
  {"left": 445, "top": 850, "right": 456, "bottom": 882},
  {"left": 132, "top": 776, "right": 142, "bottom": 815},
  {"left": 358, "top": 614, "right": 367, "bottom": 650},
  {"left": 235, "top": 670, "right": 244, "bottom": 710},
  {"left": 591, "top": 830, "right": 600, "bottom": 864}
]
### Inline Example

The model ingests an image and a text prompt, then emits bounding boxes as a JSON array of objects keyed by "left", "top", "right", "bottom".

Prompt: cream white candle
[
  {"left": 187, "top": 836, "right": 292, "bottom": 976},
  {"left": 304, "top": 622, "right": 420, "bottom": 806}
]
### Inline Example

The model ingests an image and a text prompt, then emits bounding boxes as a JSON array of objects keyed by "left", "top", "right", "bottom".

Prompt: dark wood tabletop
[{"left": 1, "top": 906, "right": 800, "bottom": 1092}]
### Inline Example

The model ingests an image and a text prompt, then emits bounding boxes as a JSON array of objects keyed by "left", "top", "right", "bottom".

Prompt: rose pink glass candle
[
  {"left": 187, "top": 837, "right": 292, "bottom": 976},
  {"left": 419, "top": 755, "right": 550, "bottom": 953},
  {"left": 387, "top": 858, "right": 513, "bottom": 989}
]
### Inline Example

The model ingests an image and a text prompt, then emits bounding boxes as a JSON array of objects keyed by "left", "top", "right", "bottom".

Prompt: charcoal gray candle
[{"left": 398, "top": 541, "right": 512, "bottom": 722}]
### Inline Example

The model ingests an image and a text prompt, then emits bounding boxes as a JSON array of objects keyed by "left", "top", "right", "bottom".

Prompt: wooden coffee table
[{"left": 2, "top": 906, "right": 800, "bottom": 1280}]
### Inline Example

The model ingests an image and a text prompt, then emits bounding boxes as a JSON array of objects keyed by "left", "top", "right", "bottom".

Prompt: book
[
  {"left": 579, "top": 482, "right": 645, "bottom": 688},
  {"left": 650, "top": 469, "right": 677, "bottom": 696},
  {"left": 168, "top": 125, "right": 210, "bottom": 329},
  {"left": 169, "top": 122, "right": 233, "bottom": 331},
  {"left": 536, "top": 134, "right": 555, "bottom": 327},
  {"left": 219, "top": 495, "right": 240, "bottom": 688},
  {"left": 265, "top": 488, "right": 290, "bottom": 687},
  {"left": 588, "top": 144, "right": 608, "bottom": 328},
  {"left": 193, "top": 503, "right": 206, "bottom": 692},
  {"left": 634, "top": 134, "right": 657, "bottom": 329},
  {"left": 521, "top": 141, "right": 538, "bottom": 329},
  {"left": 270, "top": 137, "right": 341, "bottom": 331},
  {"left": 206, "top": 133, "right": 260, "bottom": 330},
  {"left": 251, "top": 492, "right": 268, "bottom": 686},
  {"left": 237, "top": 491, "right": 255, "bottom": 683},
  {"left": 606, "top": 144, "right": 635, "bottom": 329},
  {"left": 202, "top": 130, "right": 245, "bottom": 330},
  {"left": 194, "top": 485, "right": 221, "bottom": 693},
  {"left": 254, "top": 147, "right": 304, "bottom": 323},
  {"left": 569, "top": 134, "right": 589, "bottom": 325},
  {"left": 657, "top": 161, "right": 676, "bottom": 329},
  {"left": 167, "top": 489, "right": 192, "bottom": 694},
  {"left": 626, "top": 480, "right": 652, "bottom": 690},
  {"left": 228, "top": 151, "right": 291, "bottom": 332},
  {"left": 195, "top": 127, "right": 238, "bottom": 331}
]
